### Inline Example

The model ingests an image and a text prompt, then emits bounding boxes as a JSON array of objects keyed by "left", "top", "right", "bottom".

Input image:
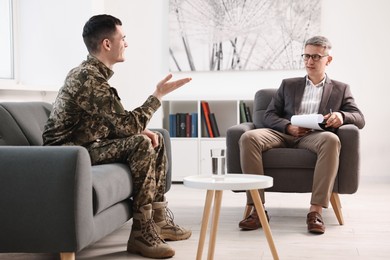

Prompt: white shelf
[{"left": 163, "top": 99, "right": 253, "bottom": 182}]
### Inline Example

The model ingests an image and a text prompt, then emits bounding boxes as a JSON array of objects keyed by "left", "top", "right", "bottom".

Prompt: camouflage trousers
[{"left": 85, "top": 132, "right": 167, "bottom": 213}]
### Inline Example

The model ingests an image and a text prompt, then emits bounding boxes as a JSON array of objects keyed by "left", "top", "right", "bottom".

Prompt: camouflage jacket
[{"left": 42, "top": 55, "right": 161, "bottom": 146}]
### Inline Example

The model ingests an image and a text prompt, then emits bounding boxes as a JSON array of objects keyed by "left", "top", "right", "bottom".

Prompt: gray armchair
[{"left": 226, "top": 88, "right": 361, "bottom": 225}]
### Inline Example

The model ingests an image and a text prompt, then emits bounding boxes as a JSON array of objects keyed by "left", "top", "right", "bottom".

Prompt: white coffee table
[{"left": 183, "top": 174, "right": 279, "bottom": 260}]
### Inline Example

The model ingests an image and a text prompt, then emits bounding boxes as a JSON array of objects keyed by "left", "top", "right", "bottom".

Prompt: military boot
[
  {"left": 127, "top": 204, "right": 175, "bottom": 258},
  {"left": 152, "top": 199, "right": 192, "bottom": 241}
]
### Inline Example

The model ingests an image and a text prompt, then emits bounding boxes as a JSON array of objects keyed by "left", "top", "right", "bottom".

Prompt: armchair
[{"left": 226, "top": 88, "right": 361, "bottom": 225}]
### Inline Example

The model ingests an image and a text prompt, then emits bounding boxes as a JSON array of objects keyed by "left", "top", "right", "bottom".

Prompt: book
[
  {"left": 176, "top": 113, "right": 187, "bottom": 137},
  {"left": 239, "top": 101, "right": 247, "bottom": 123},
  {"left": 191, "top": 112, "right": 198, "bottom": 137},
  {"left": 200, "top": 101, "right": 214, "bottom": 137},
  {"left": 209, "top": 113, "right": 220, "bottom": 137},
  {"left": 186, "top": 113, "right": 191, "bottom": 137},
  {"left": 200, "top": 116, "right": 208, "bottom": 137},
  {"left": 169, "top": 114, "right": 176, "bottom": 137},
  {"left": 244, "top": 105, "right": 252, "bottom": 122},
  {"left": 200, "top": 105, "right": 208, "bottom": 137}
]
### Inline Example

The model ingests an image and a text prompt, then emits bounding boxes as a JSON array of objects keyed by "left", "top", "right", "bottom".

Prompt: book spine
[
  {"left": 239, "top": 101, "right": 247, "bottom": 123},
  {"left": 200, "top": 104, "right": 208, "bottom": 137},
  {"left": 209, "top": 113, "right": 220, "bottom": 137},
  {"left": 176, "top": 113, "right": 181, "bottom": 137},
  {"left": 201, "top": 101, "right": 214, "bottom": 137},
  {"left": 177, "top": 113, "right": 187, "bottom": 137},
  {"left": 244, "top": 105, "right": 252, "bottom": 122},
  {"left": 169, "top": 114, "right": 176, "bottom": 137},
  {"left": 186, "top": 113, "right": 191, "bottom": 137},
  {"left": 191, "top": 112, "right": 198, "bottom": 137}
]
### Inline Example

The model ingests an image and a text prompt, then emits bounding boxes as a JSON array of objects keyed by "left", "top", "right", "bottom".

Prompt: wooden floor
[{"left": 1, "top": 174, "right": 389, "bottom": 260}]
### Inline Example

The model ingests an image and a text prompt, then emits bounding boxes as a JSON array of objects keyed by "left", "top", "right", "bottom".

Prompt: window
[{"left": 0, "top": 0, "right": 13, "bottom": 79}]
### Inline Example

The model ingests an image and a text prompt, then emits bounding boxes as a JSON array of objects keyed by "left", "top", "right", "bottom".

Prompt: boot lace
[
  {"left": 163, "top": 207, "right": 181, "bottom": 229},
  {"left": 144, "top": 217, "right": 165, "bottom": 245}
]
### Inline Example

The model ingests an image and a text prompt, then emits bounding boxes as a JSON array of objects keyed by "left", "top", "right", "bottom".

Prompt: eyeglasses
[{"left": 301, "top": 54, "right": 328, "bottom": 61}]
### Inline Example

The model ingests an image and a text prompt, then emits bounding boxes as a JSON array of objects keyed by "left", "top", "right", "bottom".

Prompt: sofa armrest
[
  {"left": 0, "top": 146, "right": 94, "bottom": 253},
  {"left": 336, "top": 124, "right": 361, "bottom": 194},
  {"left": 150, "top": 128, "right": 172, "bottom": 192},
  {"left": 226, "top": 122, "right": 255, "bottom": 174}
]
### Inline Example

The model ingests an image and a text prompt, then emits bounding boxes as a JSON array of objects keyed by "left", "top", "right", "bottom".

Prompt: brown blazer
[{"left": 264, "top": 76, "right": 365, "bottom": 133}]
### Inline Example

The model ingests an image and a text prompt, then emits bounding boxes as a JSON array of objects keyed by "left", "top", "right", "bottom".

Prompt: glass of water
[{"left": 210, "top": 148, "right": 226, "bottom": 178}]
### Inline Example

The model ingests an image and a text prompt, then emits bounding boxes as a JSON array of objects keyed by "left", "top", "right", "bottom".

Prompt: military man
[{"left": 43, "top": 14, "right": 192, "bottom": 259}]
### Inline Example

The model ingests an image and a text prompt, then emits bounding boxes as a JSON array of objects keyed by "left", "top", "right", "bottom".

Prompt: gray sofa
[{"left": 0, "top": 102, "right": 172, "bottom": 259}]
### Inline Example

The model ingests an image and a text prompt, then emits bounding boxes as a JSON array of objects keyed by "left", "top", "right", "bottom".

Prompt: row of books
[
  {"left": 169, "top": 113, "right": 198, "bottom": 137},
  {"left": 200, "top": 101, "right": 220, "bottom": 137},
  {"left": 168, "top": 101, "right": 222, "bottom": 138},
  {"left": 239, "top": 101, "right": 252, "bottom": 123}
]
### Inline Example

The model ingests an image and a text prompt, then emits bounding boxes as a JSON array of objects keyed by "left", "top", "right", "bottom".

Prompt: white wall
[
  {"left": 1, "top": 0, "right": 389, "bottom": 177},
  {"left": 106, "top": 0, "right": 390, "bottom": 177},
  {"left": 321, "top": 0, "right": 390, "bottom": 179}
]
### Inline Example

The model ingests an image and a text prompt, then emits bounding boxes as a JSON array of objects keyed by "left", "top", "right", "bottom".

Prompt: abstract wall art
[{"left": 169, "top": 0, "right": 321, "bottom": 72}]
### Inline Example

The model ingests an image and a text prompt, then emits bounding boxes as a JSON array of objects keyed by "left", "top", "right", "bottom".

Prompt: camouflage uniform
[{"left": 43, "top": 55, "right": 166, "bottom": 211}]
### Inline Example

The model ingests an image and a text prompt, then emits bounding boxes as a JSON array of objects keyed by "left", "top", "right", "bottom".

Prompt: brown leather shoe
[
  {"left": 306, "top": 211, "right": 325, "bottom": 234},
  {"left": 239, "top": 208, "right": 269, "bottom": 230}
]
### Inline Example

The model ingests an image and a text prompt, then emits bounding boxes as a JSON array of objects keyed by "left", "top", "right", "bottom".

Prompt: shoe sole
[
  {"left": 239, "top": 224, "right": 261, "bottom": 230},
  {"left": 127, "top": 245, "right": 175, "bottom": 258},
  {"left": 160, "top": 232, "right": 192, "bottom": 241},
  {"left": 308, "top": 228, "right": 325, "bottom": 234}
]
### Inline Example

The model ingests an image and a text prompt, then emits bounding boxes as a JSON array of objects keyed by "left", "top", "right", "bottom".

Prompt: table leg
[
  {"left": 207, "top": 190, "right": 223, "bottom": 260},
  {"left": 196, "top": 190, "right": 215, "bottom": 260},
  {"left": 249, "top": 190, "right": 279, "bottom": 260}
]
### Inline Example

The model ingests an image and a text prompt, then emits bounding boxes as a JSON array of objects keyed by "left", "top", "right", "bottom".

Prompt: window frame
[{"left": 0, "top": 0, "right": 14, "bottom": 81}]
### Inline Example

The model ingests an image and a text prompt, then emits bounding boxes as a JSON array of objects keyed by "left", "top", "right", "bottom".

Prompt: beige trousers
[{"left": 239, "top": 128, "right": 341, "bottom": 208}]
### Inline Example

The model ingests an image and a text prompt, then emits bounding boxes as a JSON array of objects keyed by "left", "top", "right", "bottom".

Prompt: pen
[{"left": 330, "top": 109, "right": 332, "bottom": 115}]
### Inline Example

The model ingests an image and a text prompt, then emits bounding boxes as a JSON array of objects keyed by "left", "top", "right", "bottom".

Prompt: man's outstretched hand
[{"left": 153, "top": 74, "right": 192, "bottom": 100}]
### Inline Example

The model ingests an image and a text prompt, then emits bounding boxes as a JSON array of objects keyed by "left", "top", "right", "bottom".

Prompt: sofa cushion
[
  {"left": 0, "top": 102, "right": 52, "bottom": 146},
  {"left": 92, "top": 163, "right": 133, "bottom": 215},
  {"left": 263, "top": 148, "right": 317, "bottom": 169},
  {"left": 0, "top": 105, "right": 30, "bottom": 146}
]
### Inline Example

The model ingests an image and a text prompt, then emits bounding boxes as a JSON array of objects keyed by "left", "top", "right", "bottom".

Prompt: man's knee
[
  {"left": 239, "top": 129, "right": 272, "bottom": 150},
  {"left": 239, "top": 131, "right": 258, "bottom": 151},
  {"left": 318, "top": 132, "right": 341, "bottom": 151},
  {"left": 135, "top": 134, "right": 156, "bottom": 153},
  {"left": 239, "top": 132, "right": 251, "bottom": 148}
]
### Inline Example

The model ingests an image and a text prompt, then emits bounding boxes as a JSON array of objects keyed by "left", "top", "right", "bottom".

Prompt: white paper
[{"left": 291, "top": 114, "right": 325, "bottom": 130}]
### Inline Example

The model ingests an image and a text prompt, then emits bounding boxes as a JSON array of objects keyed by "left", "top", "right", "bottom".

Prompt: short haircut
[
  {"left": 82, "top": 14, "right": 122, "bottom": 54},
  {"left": 305, "top": 36, "right": 332, "bottom": 54}
]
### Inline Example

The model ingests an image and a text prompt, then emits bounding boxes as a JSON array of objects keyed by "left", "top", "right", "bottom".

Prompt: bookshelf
[{"left": 162, "top": 99, "right": 253, "bottom": 182}]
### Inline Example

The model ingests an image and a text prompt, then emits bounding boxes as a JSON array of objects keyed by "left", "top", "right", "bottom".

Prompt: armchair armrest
[
  {"left": 0, "top": 146, "right": 94, "bottom": 252},
  {"left": 226, "top": 122, "right": 255, "bottom": 174},
  {"left": 335, "top": 124, "right": 361, "bottom": 194}
]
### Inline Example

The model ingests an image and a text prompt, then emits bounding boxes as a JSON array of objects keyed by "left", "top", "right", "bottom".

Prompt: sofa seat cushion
[
  {"left": 92, "top": 163, "right": 133, "bottom": 215},
  {"left": 263, "top": 148, "right": 317, "bottom": 169}
]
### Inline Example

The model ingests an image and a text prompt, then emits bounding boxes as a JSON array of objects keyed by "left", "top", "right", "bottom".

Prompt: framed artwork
[{"left": 169, "top": 0, "right": 321, "bottom": 72}]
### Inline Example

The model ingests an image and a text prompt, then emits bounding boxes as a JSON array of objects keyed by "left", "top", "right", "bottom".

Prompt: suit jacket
[{"left": 264, "top": 76, "right": 365, "bottom": 133}]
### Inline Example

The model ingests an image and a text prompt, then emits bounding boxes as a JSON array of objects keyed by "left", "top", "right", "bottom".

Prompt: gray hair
[{"left": 305, "top": 36, "right": 332, "bottom": 54}]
